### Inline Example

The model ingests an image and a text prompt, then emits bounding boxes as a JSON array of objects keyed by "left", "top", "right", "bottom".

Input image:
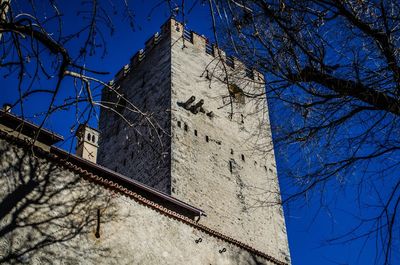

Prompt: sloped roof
[{"left": 0, "top": 111, "right": 64, "bottom": 145}]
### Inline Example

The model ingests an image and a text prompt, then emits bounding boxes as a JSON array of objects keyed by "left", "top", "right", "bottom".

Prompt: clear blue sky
[{"left": 1, "top": 1, "right": 382, "bottom": 264}]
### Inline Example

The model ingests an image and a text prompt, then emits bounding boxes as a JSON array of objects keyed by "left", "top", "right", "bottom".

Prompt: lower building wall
[{"left": 0, "top": 138, "right": 276, "bottom": 265}]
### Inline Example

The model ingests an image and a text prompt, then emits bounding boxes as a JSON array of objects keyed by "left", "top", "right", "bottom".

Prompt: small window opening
[
  {"left": 241, "top": 154, "right": 245, "bottom": 161},
  {"left": 205, "top": 135, "right": 209, "bottom": 142},
  {"left": 194, "top": 129, "right": 198, "bottom": 136},
  {"left": 92, "top": 135, "right": 96, "bottom": 143},
  {"left": 131, "top": 152, "right": 134, "bottom": 159},
  {"left": 184, "top": 123, "right": 188, "bottom": 131},
  {"left": 241, "top": 114, "right": 244, "bottom": 124},
  {"left": 115, "top": 93, "right": 127, "bottom": 113},
  {"left": 87, "top": 133, "right": 91, "bottom": 141},
  {"left": 123, "top": 159, "right": 126, "bottom": 166},
  {"left": 230, "top": 149, "right": 234, "bottom": 155},
  {"left": 254, "top": 161, "right": 257, "bottom": 165},
  {"left": 177, "top": 121, "right": 181, "bottom": 128},
  {"left": 229, "top": 160, "right": 233, "bottom": 173},
  {"left": 143, "top": 98, "right": 147, "bottom": 109},
  {"left": 264, "top": 166, "right": 268, "bottom": 172}
]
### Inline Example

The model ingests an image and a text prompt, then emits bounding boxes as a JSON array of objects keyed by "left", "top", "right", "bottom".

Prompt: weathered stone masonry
[{"left": 98, "top": 18, "right": 290, "bottom": 263}]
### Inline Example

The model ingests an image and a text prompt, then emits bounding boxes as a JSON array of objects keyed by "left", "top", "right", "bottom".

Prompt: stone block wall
[
  {"left": 168, "top": 20, "right": 290, "bottom": 262},
  {"left": 97, "top": 26, "right": 172, "bottom": 193}
]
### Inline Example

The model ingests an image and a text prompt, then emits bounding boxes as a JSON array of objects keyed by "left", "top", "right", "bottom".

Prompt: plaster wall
[{"left": 0, "top": 138, "right": 275, "bottom": 265}]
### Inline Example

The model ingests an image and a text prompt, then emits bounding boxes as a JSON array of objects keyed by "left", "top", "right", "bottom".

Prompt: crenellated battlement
[{"left": 109, "top": 18, "right": 264, "bottom": 86}]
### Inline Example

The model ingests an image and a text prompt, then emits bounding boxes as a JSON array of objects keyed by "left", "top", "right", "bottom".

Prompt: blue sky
[{"left": 0, "top": 1, "right": 387, "bottom": 264}]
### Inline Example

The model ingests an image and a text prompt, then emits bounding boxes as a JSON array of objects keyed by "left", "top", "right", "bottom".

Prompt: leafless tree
[
  {"left": 3, "top": 0, "right": 400, "bottom": 263},
  {"left": 0, "top": 0, "right": 166, "bottom": 149},
  {"left": 0, "top": 1, "right": 170, "bottom": 262},
  {"left": 201, "top": 0, "right": 400, "bottom": 264},
  {"left": 0, "top": 136, "right": 118, "bottom": 264}
]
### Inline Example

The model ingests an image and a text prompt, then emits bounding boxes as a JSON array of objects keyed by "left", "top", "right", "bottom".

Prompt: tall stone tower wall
[
  {"left": 98, "top": 25, "right": 172, "bottom": 193},
  {"left": 168, "top": 20, "right": 289, "bottom": 261},
  {"left": 98, "top": 18, "right": 290, "bottom": 263}
]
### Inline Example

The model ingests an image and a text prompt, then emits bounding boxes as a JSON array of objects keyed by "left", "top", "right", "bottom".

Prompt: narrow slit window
[
  {"left": 230, "top": 149, "right": 234, "bottom": 155},
  {"left": 115, "top": 93, "right": 127, "bottom": 113},
  {"left": 184, "top": 123, "right": 188, "bottom": 131},
  {"left": 177, "top": 121, "right": 181, "bottom": 128},
  {"left": 194, "top": 129, "right": 198, "bottom": 136},
  {"left": 241, "top": 154, "right": 245, "bottom": 162},
  {"left": 87, "top": 133, "right": 91, "bottom": 141},
  {"left": 143, "top": 98, "right": 147, "bottom": 109},
  {"left": 229, "top": 161, "right": 233, "bottom": 173},
  {"left": 205, "top": 135, "right": 209, "bottom": 142}
]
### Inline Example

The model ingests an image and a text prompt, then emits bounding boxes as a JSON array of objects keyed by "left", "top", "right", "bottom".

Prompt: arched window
[
  {"left": 87, "top": 133, "right": 91, "bottom": 141},
  {"left": 92, "top": 135, "right": 96, "bottom": 143}
]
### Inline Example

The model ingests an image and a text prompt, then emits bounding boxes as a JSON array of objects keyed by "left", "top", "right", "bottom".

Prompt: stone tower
[
  {"left": 76, "top": 124, "right": 99, "bottom": 163},
  {"left": 98, "top": 18, "right": 290, "bottom": 262}
]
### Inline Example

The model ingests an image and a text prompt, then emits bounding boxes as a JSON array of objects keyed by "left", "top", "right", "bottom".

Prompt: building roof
[
  {"left": 0, "top": 111, "right": 287, "bottom": 265},
  {"left": 0, "top": 110, "right": 204, "bottom": 219},
  {"left": 0, "top": 111, "right": 64, "bottom": 145}
]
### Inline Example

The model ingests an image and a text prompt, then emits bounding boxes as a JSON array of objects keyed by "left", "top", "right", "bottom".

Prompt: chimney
[{"left": 75, "top": 124, "right": 99, "bottom": 163}]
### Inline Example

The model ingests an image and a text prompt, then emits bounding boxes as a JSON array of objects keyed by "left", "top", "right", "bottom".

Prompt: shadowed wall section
[{"left": 0, "top": 137, "right": 281, "bottom": 265}]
